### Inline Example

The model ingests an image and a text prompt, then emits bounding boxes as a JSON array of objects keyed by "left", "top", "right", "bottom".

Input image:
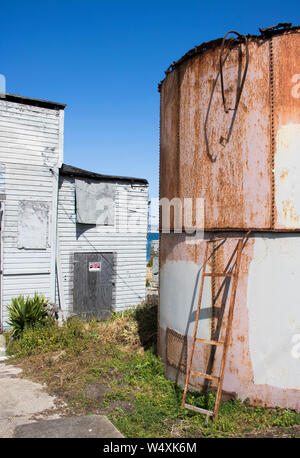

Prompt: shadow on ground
[{"left": 134, "top": 295, "right": 158, "bottom": 353}]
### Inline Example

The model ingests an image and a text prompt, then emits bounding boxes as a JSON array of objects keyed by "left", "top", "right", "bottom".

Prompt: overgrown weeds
[
  {"left": 7, "top": 317, "right": 87, "bottom": 357},
  {"left": 6, "top": 300, "right": 300, "bottom": 438}
]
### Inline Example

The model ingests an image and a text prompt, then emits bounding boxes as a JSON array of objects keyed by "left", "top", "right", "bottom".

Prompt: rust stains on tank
[
  {"left": 160, "top": 233, "right": 300, "bottom": 410},
  {"left": 273, "top": 32, "right": 300, "bottom": 126},
  {"left": 160, "top": 38, "right": 272, "bottom": 230},
  {"left": 280, "top": 169, "right": 289, "bottom": 181},
  {"left": 159, "top": 28, "right": 300, "bottom": 231},
  {"left": 272, "top": 32, "right": 300, "bottom": 229},
  {"left": 159, "top": 27, "right": 300, "bottom": 410},
  {"left": 159, "top": 231, "right": 300, "bottom": 409},
  {"left": 282, "top": 200, "right": 300, "bottom": 224},
  {"left": 160, "top": 69, "right": 180, "bottom": 203}
]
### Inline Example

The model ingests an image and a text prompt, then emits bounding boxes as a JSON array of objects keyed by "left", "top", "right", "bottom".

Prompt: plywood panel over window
[
  {"left": 17, "top": 201, "right": 49, "bottom": 249},
  {"left": 75, "top": 179, "right": 115, "bottom": 225}
]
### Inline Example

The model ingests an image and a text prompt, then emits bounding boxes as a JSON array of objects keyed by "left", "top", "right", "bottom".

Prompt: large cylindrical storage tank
[{"left": 158, "top": 26, "right": 300, "bottom": 410}]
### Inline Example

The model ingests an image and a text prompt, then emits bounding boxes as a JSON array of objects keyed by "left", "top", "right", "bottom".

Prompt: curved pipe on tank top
[{"left": 204, "top": 31, "right": 249, "bottom": 161}]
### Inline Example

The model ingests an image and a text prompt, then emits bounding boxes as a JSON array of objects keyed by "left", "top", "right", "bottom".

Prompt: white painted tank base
[{"left": 159, "top": 232, "right": 300, "bottom": 411}]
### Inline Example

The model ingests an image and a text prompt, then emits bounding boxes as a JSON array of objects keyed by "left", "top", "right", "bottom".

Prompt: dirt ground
[{"left": 236, "top": 425, "right": 300, "bottom": 438}]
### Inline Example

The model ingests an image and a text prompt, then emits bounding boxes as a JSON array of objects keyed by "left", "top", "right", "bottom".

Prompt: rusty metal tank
[{"left": 158, "top": 25, "right": 300, "bottom": 411}]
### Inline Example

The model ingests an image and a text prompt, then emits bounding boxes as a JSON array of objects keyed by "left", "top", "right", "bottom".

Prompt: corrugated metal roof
[{"left": 60, "top": 163, "right": 148, "bottom": 185}]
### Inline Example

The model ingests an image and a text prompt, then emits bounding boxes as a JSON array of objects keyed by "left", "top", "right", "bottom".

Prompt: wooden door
[{"left": 73, "top": 252, "right": 113, "bottom": 320}]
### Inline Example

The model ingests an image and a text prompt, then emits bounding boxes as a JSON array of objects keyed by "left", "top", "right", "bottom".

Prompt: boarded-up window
[
  {"left": 75, "top": 179, "right": 115, "bottom": 225},
  {"left": 18, "top": 201, "right": 49, "bottom": 249}
]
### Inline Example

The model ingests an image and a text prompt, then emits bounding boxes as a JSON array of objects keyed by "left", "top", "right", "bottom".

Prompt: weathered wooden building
[
  {"left": 0, "top": 94, "right": 148, "bottom": 329},
  {"left": 57, "top": 164, "right": 148, "bottom": 320}
]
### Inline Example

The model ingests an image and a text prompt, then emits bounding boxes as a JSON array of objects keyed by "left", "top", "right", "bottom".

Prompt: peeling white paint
[
  {"left": 0, "top": 100, "right": 65, "bottom": 328},
  {"left": 247, "top": 235, "right": 300, "bottom": 390},
  {"left": 0, "top": 163, "right": 5, "bottom": 194},
  {"left": 17, "top": 201, "right": 49, "bottom": 249},
  {"left": 160, "top": 259, "right": 212, "bottom": 338},
  {"left": 275, "top": 124, "right": 300, "bottom": 228}
]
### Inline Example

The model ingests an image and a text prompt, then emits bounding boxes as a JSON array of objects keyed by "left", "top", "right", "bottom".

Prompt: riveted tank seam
[
  {"left": 158, "top": 75, "right": 162, "bottom": 356},
  {"left": 176, "top": 66, "right": 181, "bottom": 200},
  {"left": 269, "top": 36, "right": 276, "bottom": 229}
]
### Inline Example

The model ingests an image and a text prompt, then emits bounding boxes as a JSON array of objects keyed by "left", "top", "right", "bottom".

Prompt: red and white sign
[{"left": 89, "top": 262, "right": 101, "bottom": 272}]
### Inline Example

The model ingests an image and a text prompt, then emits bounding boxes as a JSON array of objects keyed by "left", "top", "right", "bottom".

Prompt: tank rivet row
[
  {"left": 269, "top": 36, "right": 275, "bottom": 229},
  {"left": 176, "top": 66, "right": 181, "bottom": 199}
]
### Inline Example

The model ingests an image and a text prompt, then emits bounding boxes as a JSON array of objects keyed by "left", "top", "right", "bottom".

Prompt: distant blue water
[{"left": 147, "top": 232, "right": 159, "bottom": 260}]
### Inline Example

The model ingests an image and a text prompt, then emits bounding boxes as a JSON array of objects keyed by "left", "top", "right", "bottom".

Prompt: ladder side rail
[
  {"left": 182, "top": 242, "right": 209, "bottom": 406},
  {"left": 222, "top": 230, "right": 251, "bottom": 275},
  {"left": 213, "top": 239, "right": 243, "bottom": 420}
]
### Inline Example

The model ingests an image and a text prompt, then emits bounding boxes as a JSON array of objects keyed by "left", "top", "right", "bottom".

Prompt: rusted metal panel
[
  {"left": 273, "top": 32, "right": 300, "bottom": 229},
  {"left": 160, "top": 69, "right": 180, "bottom": 203},
  {"left": 160, "top": 39, "right": 271, "bottom": 230},
  {"left": 160, "top": 30, "right": 300, "bottom": 231}
]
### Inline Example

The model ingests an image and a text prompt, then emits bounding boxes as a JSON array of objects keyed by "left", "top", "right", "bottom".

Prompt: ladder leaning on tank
[{"left": 181, "top": 231, "right": 251, "bottom": 421}]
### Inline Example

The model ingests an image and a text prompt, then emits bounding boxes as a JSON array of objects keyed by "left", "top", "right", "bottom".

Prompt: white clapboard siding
[
  {"left": 57, "top": 176, "right": 148, "bottom": 314},
  {"left": 0, "top": 99, "right": 64, "bottom": 327}
]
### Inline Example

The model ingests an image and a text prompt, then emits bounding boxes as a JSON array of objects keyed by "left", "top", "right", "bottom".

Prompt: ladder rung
[
  {"left": 191, "top": 371, "right": 219, "bottom": 382},
  {"left": 184, "top": 404, "right": 214, "bottom": 416},
  {"left": 204, "top": 273, "right": 234, "bottom": 277},
  {"left": 195, "top": 338, "right": 224, "bottom": 346}
]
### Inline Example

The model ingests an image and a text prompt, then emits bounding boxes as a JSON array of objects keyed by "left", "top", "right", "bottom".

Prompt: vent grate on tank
[{"left": 166, "top": 327, "right": 187, "bottom": 373}]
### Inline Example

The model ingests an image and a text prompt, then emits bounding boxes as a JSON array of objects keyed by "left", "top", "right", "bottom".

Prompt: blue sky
[{"left": 1, "top": 1, "right": 299, "bottom": 198}]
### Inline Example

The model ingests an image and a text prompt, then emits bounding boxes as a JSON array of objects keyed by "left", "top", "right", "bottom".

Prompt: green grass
[
  {"left": 6, "top": 317, "right": 89, "bottom": 357},
  {"left": 102, "top": 348, "right": 300, "bottom": 438},
  {"left": 6, "top": 302, "right": 300, "bottom": 438}
]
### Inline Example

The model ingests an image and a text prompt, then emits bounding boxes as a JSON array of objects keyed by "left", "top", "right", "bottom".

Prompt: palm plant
[{"left": 6, "top": 293, "right": 48, "bottom": 338}]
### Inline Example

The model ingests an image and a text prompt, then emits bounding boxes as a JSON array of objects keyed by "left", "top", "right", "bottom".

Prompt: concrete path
[
  {"left": 14, "top": 415, "right": 123, "bottom": 438},
  {"left": 0, "top": 361, "right": 123, "bottom": 438},
  {"left": 0, "top": 361, "right": 61, "bottom": 438}
]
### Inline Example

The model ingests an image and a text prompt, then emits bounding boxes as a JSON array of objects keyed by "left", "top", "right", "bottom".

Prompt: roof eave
[
  {"left": 59, "top": 163, "right": 148, "bottom": 185},
  {"left": 1, "top": 93, "right": 66, "bottom": 110}
]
